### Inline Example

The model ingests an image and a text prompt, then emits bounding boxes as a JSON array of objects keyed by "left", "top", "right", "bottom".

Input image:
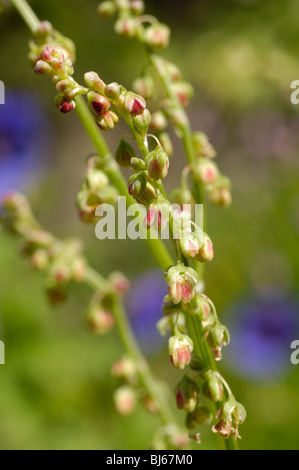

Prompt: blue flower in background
[
  {"left": 125, "top": 270, "right": 167, "bottom": 354},
  {"left": 226, "top": 292, "right": 299, "bottom": 381},
  {"left": 0, "top": 89, "right": 51, "bottom": 194}
]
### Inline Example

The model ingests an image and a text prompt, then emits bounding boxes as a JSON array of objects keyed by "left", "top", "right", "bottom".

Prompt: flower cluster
[
  {"left": 77, "top": 155, "right": 119, "bottom": 224},
  {"left": 33, "top": 44, "right": 87, "bottom": 113},
  {"left": 1, "top": 192, "right": 87, "bottom": 304}
]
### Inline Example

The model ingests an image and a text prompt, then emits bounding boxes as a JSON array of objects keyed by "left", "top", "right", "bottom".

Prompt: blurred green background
[{"left": 0, "top": 0, "right": 299, "bottom": 450}]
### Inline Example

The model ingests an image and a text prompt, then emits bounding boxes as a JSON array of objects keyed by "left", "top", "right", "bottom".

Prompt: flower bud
[
  {"left": 186, "top": 405, "right": 213, "bottom": 430},
  {"left": 166, "top": 263, "right": 198, "bottom": 305},
  {"left": 34, "top": 59, "right": 53, "bottom": 76},
  {"left": 193, "top": 160, "right": 219, "bottom": 185},
  {"left": 96, "top": 111, "right": 119, "bottom": 130},
  {"left": 169, "top": 333, "right": 193, "bottom": 370},
  {"left": 115, "top": 138, "right": 136, "bottom": 168},
  {"left": 130, "top": 157, "right": 147, "bottom": 172},
  {"left": 88, "top": 91, "right": 111, "bottom": 115},
  {"left": 207, "top": 175, "right": 232, "bottom": 208},
  {"left": 175, "top": 376, "right": 199, "bottom": 413},
  {"left": 209, "top": 187, "right": 232, "bottom": 208},
  {"left": 132, "top": 109, "right": 151, "bottom": 136},
  {"left": 115, "top": 18, "right": 139, "bottom": 38},
  {"left": 159, "top": 132, "right": 173, "bottom": 157},
  {"left": 143, "top": 24, "right": 170, "bottom": 49},
  {"left": 179, "top": 226, "right": 204, "bottom": 259},
  {"left": 97, "top": 1, "right": 116, "bottom": 17},
  {"left": 203, "top": 372, "right": 224, "bottom": 402},
  {"left": 104, "top": 82, "right": 121, "bottom": 101},
  {"left": 145, "top": 199, "right": 170, "bottom": 232},
  {"left": 171, "top": 81, "right": 194, "bottom": 108},
  {"left": 132, "top": 75, "right": 154, "bottom": 99},
  {"left": 86, "top": 168, "right": 109, "bottom": 192},
  {"left": 124, "top": 92, "right": 146, "bottom": 115},
  {"left": 87, "top": 307, "right": 115, "bottom": 335},
  {"left": 113, "top": 386, "right": 136, "bottom": 415},
  {"left": 192, "top": 132, "right": 216, "bottom": 159},
  {"left": 130, "top": 0, "right": 145, "bottom": 15},
  {"left": 164, "top": 60, "right": 182, "bottom": 81},
  {"left": 55, "top": 96, "right": 75, "bottom": 114},
  {"left": 145, "top": 145, "right": 169, "bottom": 180},
  {"left": 196, "top": 233, "right": 214, "bottom": 263},
  {"left": 191, "top": 296, "right": 211, "bottom": 322},
  {"left": 128, "top": 172, "right": 147, "bottom": 199},
  {"left": 71, "top": 258, "right": 87, "bottom": 282},
  {"left": 111, "top": 356, "right": 136, "bottom": 382},
  {"left": 150, "top": 111, "right": 168, "bottom": 132},
  {"left": 84, "top": 71, "right": 106, "bottom": 94},
  {"left": 30, "top": 249, "right": 49, "bottom": 271},
  {"left": 108, "top": 271, "right": 130, "bottom": 294}
]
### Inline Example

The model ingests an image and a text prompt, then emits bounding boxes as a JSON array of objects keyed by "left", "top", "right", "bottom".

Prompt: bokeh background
[{"left": 0, "top": 0, "right": 299, "bottom": 450}]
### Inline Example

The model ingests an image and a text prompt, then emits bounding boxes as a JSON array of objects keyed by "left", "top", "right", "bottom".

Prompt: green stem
[
  {"left": 10, "top": 0, "right": 39, "bottom": 31},
  {"left": 84, "top": 267, "right": 177, "bottom": 427}
]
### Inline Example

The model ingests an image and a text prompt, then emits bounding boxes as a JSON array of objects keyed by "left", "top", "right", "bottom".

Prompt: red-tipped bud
[
  {"left": 145, "top": 145, "right": 169, "bottom": 181},
  {"left": 108, "top": 271, "right": 130, "bottom": 295},
  {"left": 143, "top": 24, "right": 170, "bottom": 49},
  {"left": 164, "top": 60, "right": 182, "bottom": 81},
  {"left": 87, "top": 308, "right": 114, "bottom": 335},
  {"left": 145, "top": 200, "right": 170, "bottom": 232},
  {"left": 193, "top": 160, "right": 219, "bottom": 185},
  {"left": 104, "top": 82, "right": 121, "bottom": 100},
  {"left": 166, "top": 263, "right": 198, "bottom": 305},
  {"left": 111, "top": 356, "right": 136, "bottom": 381},
  {"left": 124, "top": 92, "right": 146, "bottom": 115},
  {"left": 115, "top": 18, "right": 139, "bottom": 38},
  {"left": 196, "top": 233, "right": 214, "bottom": 263},
  {"left": 113, "top": 386, "right": 136, "bottom": 415},
  {"left": 34, "top": 59, "right": 53, "bottom": 76},
  {"left": 169, "top": 333, "right": 193, "bottom": 370},
  {"left": 55, "top": 96, "right": 75, "bottom": 114},
  {"left": 171, "top": 81, "right": 194, "bottom": 108},
  {"left": 88, "top": 91, "right": 111, "bottom": 115}
]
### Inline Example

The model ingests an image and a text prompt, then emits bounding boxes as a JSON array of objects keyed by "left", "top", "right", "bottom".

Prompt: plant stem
[
  {"left": 85, "top": 266, "right": 177, "bottom": 427},
  {"left": 148, "top": 52, "right": 240, "bottom": 451},
  {"left": 10, "top": 0, "right": 39, "bottom": 31}
]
